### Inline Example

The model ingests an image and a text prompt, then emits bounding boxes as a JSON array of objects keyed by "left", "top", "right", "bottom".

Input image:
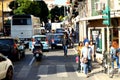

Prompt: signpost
[
  {"left": 102, "top": 0, "right": 110, "bottom": 52},
  {"left": 102, "top": 0, "right": 112, "bottom": 76}
]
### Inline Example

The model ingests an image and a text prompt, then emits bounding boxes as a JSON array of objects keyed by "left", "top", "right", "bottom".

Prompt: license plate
[
  {"left": 56, "top": 44, "right": 62, "bottom": 46},
  {"left": 36, "top": 54, "right": 39, "bottom": 57}
]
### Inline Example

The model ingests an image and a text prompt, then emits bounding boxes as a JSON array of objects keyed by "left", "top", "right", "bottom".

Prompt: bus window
[{"left": 12, "top": 18, "right": 31, "bottom": 25}]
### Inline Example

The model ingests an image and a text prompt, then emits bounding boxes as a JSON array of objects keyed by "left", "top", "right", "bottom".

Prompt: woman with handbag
[
  {"left": 81, "top": 42, "right": 92, "bottom": 78},
  {"left": 76, "top": 42, "right": 83, "bottom": 72}
]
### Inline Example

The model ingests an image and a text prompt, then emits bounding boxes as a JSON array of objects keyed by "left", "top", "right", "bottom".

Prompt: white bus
[{"left": 11, "top": 14, "right": 41, "bottom": 47}]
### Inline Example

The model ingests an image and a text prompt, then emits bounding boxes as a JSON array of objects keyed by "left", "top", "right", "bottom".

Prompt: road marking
[
  {"left": 56, "top": 65, "right": 68, "bottom": 77},
  {"left": 29, "top": 57, "right": 35, "bottom": 66},
  {"left": 17, "top": 66, "right": 31, "bottom": 78},
  {"left": 37, "top": 65, "right": 48, "bottom": 77}
]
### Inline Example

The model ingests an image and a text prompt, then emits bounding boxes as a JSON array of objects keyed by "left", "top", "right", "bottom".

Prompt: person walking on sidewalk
[
  {"left": 77, "top": 41, "right": 83, "bottom": 72},
  {"left": 81, "top": 42, "right": 92, "bottom": 78},
  {"left": 62, "top": 33, "right": 69, "bottom": 57},
  {"left": 89, "top": 40, "right": 95, "bottom": 62},
  {"left": 110, "top": 40, "right": 120, "bottom": 71},
  {"left": 83, "top": 36, "right": 89, "bottom": 45}
]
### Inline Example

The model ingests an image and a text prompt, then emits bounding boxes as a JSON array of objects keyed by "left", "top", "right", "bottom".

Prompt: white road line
[
  {"left": 29, "top": 57, "right": 35, "bottom": 66},
  {"left": 17, "top": 66, "right": 31, "bottom": 78},
  {"left": 37, "top": 65, "right": 48, "bottom": 77},
  {"left": 56, "top": 65, "right": 68, "bottom": 77}
]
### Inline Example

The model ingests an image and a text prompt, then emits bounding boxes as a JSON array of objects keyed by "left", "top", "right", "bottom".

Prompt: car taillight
[
  {"left": 14, "top": 44, "right": 17, "bottom": 48},
  {"left": 46, "top": 38, "right": 48, "bottom": 44}
]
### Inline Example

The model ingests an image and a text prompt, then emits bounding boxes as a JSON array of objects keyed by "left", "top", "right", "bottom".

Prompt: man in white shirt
[{"left": 81, "top": 42, "right": 92, "bottom": 77}]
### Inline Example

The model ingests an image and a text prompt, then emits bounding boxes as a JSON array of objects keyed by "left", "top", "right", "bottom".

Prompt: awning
[
  {"left": 79, "top": 14, "right": 120, "bottom": 21},
  {"left": 80, "top": 15, "right": 103, "bottom": 21}
]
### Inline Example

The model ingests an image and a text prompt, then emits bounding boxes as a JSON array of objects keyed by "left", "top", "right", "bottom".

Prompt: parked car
[
  {"left": 0, "top": 53, "right": 14, "bottom": 80},
  {"left": 49, "top": 33, "right": 64, "bottom": 49},
  {"left": 32, "top": 35, "right": 49, "bottom": 51},
  {"left": 0, "top": 37, "right": 25, "bottom": 60}
]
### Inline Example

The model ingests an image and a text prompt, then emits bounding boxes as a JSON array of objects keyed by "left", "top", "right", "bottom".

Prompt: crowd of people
[
  {"left": 75, "top": 39, "right": 120, "bottom": 78},
  {"left": 76, "top": 39, "right": 94, "bottom": 78},
  {"left": 61, "top": 33, "right": 120, "bottom": 78}
]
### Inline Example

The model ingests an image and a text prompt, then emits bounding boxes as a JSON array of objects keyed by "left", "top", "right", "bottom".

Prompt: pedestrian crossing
[{"left": 15, "top": 64, "right": 88, "bottom": 78}]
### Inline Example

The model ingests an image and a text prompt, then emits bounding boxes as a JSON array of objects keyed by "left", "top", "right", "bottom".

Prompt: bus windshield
[{"left": 12, "top": 18, "right": 32, "bottom": 25}]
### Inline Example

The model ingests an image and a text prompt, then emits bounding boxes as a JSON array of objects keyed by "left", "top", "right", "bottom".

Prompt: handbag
[
  {"left": 81, "top": 57, "right": 88, "bottom": 64},
  {"left": 75, "top": 56, "right": 79, "bottom": 63}
]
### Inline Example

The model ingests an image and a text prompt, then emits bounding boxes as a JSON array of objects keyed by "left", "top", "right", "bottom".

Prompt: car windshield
[
  {"left": 54, "top": 35, "right": 63, "bottom": 39},
  {"left": 35, "top": 37, "right": 46, "bottom": 41},
  {"left": 0, "top": 39, "right": 14, "bottom": 45}
]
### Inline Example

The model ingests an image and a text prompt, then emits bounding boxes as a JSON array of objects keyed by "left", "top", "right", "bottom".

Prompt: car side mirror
[{"left": 0, "top": 56, "right": 6, "bottom": 62}]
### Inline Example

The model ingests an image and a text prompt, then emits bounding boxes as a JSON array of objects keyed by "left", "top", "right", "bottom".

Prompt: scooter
[
  {"left": 33, "top": 44, "right": 43, "bottom": 61},
  {"left": 18, "top": 43, "right": 25, "bottom": 58}
]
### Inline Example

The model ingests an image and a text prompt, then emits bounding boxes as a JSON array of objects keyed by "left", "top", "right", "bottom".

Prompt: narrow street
[{"left": 12, "top": 48, "right": 120, "bottom": 80}]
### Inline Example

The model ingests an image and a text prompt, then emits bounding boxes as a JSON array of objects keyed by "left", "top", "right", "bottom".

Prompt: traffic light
[{"left": 102, "top": 6, "right": 110, "bottom": 26}]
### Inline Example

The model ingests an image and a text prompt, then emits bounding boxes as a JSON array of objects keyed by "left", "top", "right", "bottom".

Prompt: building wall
[{"left": 0, "top": 0, "right": 12, "bottom": 31}]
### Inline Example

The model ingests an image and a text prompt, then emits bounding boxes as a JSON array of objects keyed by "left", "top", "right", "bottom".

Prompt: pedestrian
[
  {"left": 62, "top": 33, "right": 69, "bottom": 57},
  {"left": 89, "top": 40, "right": 95, "bottom": 61},
  {"left": 83, "top": 36, "right": 89, "bottom": 45},
  {"left": 70, "top": 28, "right": 75, "bottom": 47},
  {"left": 81, "top": 42, "right": 92, "bottom": 78},
  {"left": 77, "top": 41, "right": 83, "bottom": 72},
  {"left": 110, "top": 40, "right": 120, "bottom": 71}
]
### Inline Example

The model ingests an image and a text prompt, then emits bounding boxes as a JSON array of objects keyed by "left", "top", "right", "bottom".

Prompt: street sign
[{"left": 102, "top": 5, "right": 110, "bottom": 26}]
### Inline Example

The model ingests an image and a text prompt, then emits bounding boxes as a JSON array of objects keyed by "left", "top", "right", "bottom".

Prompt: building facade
[
  {"left": 0, "top": 0, "right": 12, "bottom": 31},
  {"left": 77, "top": 0, "right": 120, "bottom": 52}
]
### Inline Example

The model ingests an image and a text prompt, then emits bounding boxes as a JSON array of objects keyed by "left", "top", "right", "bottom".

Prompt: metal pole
[
  {"left": 107, "top": 26, "right": 110, "bottom": 52},
  {"left": 107, "top": 0, "right": 110, "bottom": 52}
]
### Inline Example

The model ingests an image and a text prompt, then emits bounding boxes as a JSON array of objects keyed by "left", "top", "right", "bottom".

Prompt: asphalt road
[{"left": 12, "top": 48, "right": 109, "bottom": 80}]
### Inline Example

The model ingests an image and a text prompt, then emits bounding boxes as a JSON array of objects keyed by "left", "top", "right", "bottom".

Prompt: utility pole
[
  {"left": 102, "top": 0, "right": 110, "bottom": 52},
  {"left": 102, "top": 0, "right": 112, "bottom": 76}
]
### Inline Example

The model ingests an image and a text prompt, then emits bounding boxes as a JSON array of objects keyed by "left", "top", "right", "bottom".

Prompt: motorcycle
[
  {"left": 33, "top": 44, "right": 43, "bottom": 61},
  {"left": 18, "top": 42, "right": 25, "bottom": 58}
]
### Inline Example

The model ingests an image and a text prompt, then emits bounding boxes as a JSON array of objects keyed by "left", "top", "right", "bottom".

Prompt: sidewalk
[
  {"left": 93, "top": 68, "right": 120, "bottom": 80},
  {"left": 72, "top": 46, "right": 120, "bottom": 80}
]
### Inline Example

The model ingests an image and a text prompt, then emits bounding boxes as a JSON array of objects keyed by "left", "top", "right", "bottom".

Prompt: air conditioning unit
[{"left": 95, "top": 2, "right": 105, "bottom": 11}]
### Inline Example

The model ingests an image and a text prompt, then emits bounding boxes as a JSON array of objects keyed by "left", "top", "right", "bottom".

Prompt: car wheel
[{"left": 5, "top": 67, "right": 13, "bottom": 80}]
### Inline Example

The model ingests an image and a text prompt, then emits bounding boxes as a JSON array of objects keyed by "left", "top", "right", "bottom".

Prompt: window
[{"left": 12, "top": 18, "right": 31, "bottom": 25}]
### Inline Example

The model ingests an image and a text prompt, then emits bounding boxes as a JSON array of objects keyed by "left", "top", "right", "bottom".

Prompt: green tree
[
  {"left": 50, "top": 6, "right": 67, "bottom": 22},
  {"left": 8, "top": 0, "right": 49, "bottom": 23},
  {"left": 50, "top": 6, "right": 60, "bottom": 22}
]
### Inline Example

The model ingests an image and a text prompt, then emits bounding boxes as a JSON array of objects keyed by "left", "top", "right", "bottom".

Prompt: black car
[{"left": 0, "top": 37, "right": 25, "bottom": 60}]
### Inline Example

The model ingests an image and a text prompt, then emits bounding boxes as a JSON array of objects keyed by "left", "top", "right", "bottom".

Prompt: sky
[{"left": 54, "top": 0, "right": 67, "bottom": 5}]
